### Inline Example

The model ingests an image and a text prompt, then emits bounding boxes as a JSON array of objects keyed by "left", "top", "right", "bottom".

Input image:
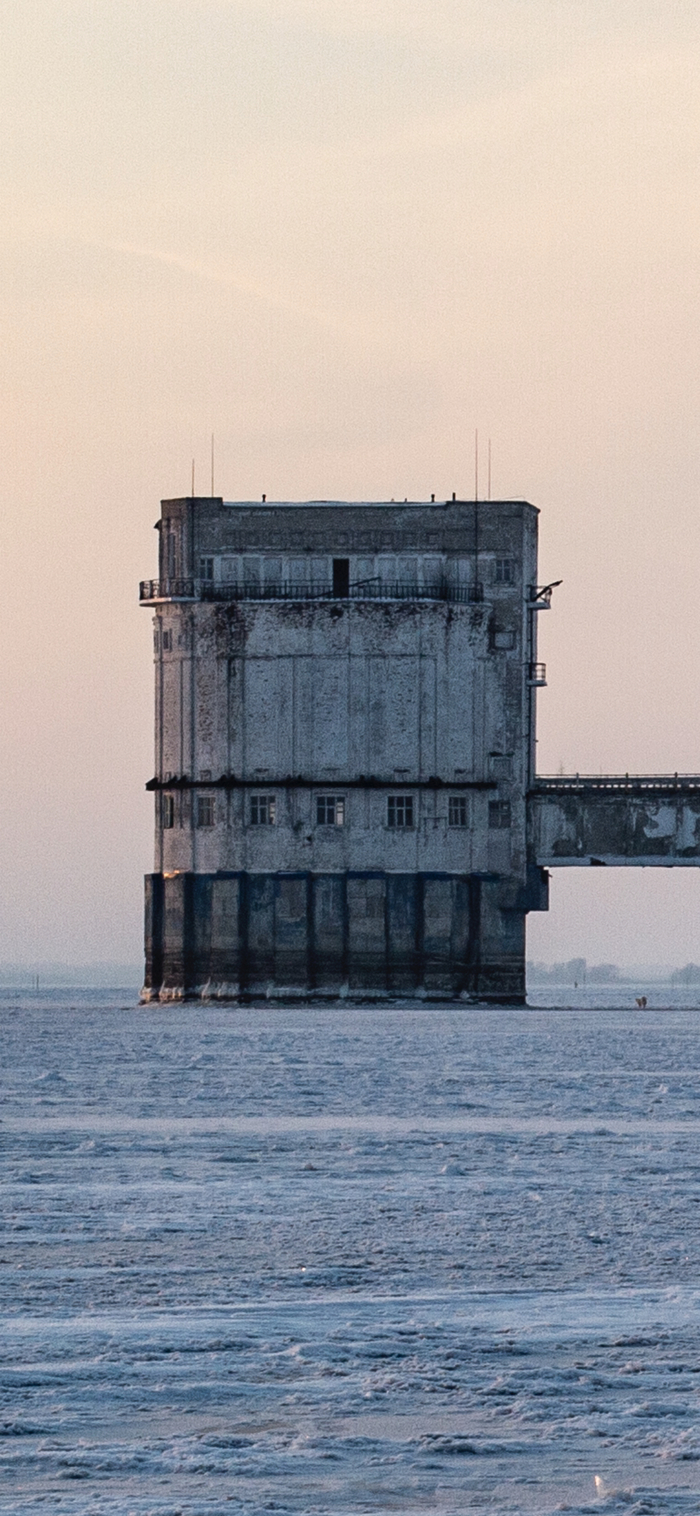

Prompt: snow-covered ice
[{"left": 3, "top": 993, "right": 700, "bottom": 1513}]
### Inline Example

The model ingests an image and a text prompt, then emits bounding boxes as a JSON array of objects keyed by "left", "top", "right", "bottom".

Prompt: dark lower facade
[{"left": 143, "top": 870, "right": 534, "bottom": 1004}]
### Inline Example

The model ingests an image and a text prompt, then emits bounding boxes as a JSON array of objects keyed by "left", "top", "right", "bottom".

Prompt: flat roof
[{"left": 220, "top": 499, "right": 530, "bottom": 509}]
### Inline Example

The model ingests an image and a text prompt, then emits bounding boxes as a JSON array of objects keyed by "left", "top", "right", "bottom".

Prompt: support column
[
  {"left": 143, "top": 873, "right": 164, "bottom": 1000},
  {"left": 475, "top": 878, "right": 527, "bottom": 1003}
]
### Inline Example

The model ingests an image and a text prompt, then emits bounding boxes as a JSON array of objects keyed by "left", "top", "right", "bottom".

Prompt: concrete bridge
[{"left": 530, "top": 776, "right": 700, "bottom": 868}]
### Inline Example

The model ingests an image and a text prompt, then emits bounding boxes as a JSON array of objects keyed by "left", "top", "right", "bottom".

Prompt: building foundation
[{"left": 143, "top": 869, "right": 529, "bottom": 1004}]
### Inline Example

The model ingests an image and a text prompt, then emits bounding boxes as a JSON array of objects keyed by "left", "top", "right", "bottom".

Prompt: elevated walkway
[{"left": 529, "top": 776, "right": 700, "bottom": 866}]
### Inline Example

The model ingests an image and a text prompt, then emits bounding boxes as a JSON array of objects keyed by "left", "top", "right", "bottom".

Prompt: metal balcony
[
  {"left": 528, "top": 580, "right": 562, "bottom": 611},
  {"left": 140, "top": 579, "right": 197, "bottom": 603},
  {"left": 528, "top": 662, "right": 547, "bottom": 686},
  {"left": 140, "top": 578, "right": 486, "bottom": 606}
]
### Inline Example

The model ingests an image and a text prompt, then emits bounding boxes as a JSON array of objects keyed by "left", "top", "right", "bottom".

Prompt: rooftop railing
[{"left": 140, "top": 578, "right": 486, "bottom": 605}]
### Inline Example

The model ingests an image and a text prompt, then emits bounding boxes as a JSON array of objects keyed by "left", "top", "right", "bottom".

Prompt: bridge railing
[{"left": 533, "top": 774, "right": 700, "bottom": 794}]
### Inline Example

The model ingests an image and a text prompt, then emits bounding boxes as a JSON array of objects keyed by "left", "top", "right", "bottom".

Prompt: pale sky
[{"left": 2, "top": 0, "right": 700, "bottom": 968}]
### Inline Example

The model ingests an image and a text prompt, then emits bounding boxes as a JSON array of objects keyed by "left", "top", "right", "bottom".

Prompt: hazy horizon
[{"left": 2, "top": 1, "right": 700, "bottom": 967}]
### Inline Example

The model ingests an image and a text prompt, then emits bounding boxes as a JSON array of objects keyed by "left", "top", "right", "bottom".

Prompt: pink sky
[{"left": 1, "top": 0, "right": 700, "bottom": 967}]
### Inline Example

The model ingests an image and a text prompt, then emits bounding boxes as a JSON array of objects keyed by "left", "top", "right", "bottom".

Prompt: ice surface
[{"left": 3, "top": 993, "right": 700, "bottom": 1512}]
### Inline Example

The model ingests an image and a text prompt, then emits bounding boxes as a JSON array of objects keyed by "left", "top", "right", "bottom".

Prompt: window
[
  {"left": 387, "top": 795, "right": 414, "bottom": 828},
  {"left": 162, "top": 794, "right": 175, "bottom": 829},
  {"left": 200, "top": 556, "right": 214, "bottom": 582},
  {"left": 493, "top": 629, "right": 516, "bottom": 651},
  {"left": 489, "top": 800, "right": 511, "bottom": 829},
  {"left": 264, "top": 558, "right": 282, "bottom": 587},
  {"left": 495, "top": 558, "right": 513, "bottom": 584},
  {"left": 333, "top": 558, "right": 350, "bottom": 596},
  {"left": 251, "top": 794, "right": 276, "bottom": 825},
  {"left": 165, "top": 525, "right": 181, "bottom": 579},
  {"left": 449, "top": 795, "right": 468, "bottom": 827},
  {"left": 196, "top": 795, "right": 215, "bottom": 828},
  {"left": 316, "top": 795, "right": 345, "bottom": 826},
  {"left": 162, "top": 629, "right": 172, "bottom": 651}
]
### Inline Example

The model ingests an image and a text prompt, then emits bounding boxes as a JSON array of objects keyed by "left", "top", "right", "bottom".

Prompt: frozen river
[{"left": 3, "top": 994, "right": 700, "bottom": 1513}]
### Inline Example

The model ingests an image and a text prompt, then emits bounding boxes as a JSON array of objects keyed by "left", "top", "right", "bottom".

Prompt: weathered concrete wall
[
  {"left": 530, "top": 779, "right": 700, "bottom": 866},
  {"left": 153, "top": 599, "right": 529, "bottom": 878},
  {"left": 157, "top": 496, "right": 539, "bottom": 592}
]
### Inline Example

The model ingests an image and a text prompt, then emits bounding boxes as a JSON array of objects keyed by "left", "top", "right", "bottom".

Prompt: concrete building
[
  {"left": 141, "top": 495, "right": 554, "bottom": 1002},
  {"left": 141, "top": 494, "right": 700, "bottom": 1002}
]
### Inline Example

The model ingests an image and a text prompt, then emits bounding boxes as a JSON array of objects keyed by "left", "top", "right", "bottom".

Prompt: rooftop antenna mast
[
  {"left": 488, "top": 438, "right": 491, "bottom": 501},
  {"left": 474, "top": 428, "right": 480, "bottom": 601},
  {"left": 191, "top": 458, "right": 195, "bottom": 497},
  {"left": 211, "top": 434, "right": 215, "bottom": 497}
]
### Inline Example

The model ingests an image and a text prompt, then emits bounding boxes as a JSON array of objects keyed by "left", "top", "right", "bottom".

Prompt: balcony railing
[
  {"left": 140, "top": 578, "right": 486, "bottom": 606},
  {"left": 527, "top": 662, "right": 547, "bottom": 686},
  {"left": 528, "top": 580, "right": 562, "bottom": 611},
  {"left": 140, "top": 578, "right": 197, "bottom": 602}
]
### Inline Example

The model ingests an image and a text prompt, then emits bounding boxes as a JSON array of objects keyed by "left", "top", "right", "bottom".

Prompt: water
[{"left": 3, "top": 992, "right": 700, "bottom": 1513}]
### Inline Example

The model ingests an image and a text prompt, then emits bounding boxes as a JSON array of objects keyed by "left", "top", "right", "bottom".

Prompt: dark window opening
[
  {"left": 388, "top": 795, "right": 414, "bottom": 828},
  {"left": 495, "top": 558, "right": 513, "bottom": 584},
  {"left": 333, "top": 558, "right": 350, "bottom": 596},
  {"left": 251, "top": 794, "right": 276, "bottom": 825},
  {"left": 316, "top": 795, "right": 345, "bottom": 825},
  {"left": 489, "top": 800, "right": 512, "bottom": 829},
  {"left": 197, "top": 795, "right": 215, "bottom": 828},
  {"left": 449, "top": 796, "right": 468, "bottom": 827},
  {"left": 200, "top": 556, "right": 214, "bottom": 582},
  {"left": 162, "top": 794, "right": 175, "bottom": 829}
]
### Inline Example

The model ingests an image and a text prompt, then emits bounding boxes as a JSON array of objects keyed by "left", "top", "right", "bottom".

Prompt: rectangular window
[
  {"left": 489, "top": 800, "right": 512, "bottom": 829},
  {"left": 251, "top": 794, "right": 276, "bottom": 825},
  {"left": 449, "top": 795, "right": 468, "bottom": 827},
  {"left": 316, "top": 795, "right": 345, "bottom": 826},
  {"left": 200, "top": 556, "right": 214, "bottom": 582},
  {"left": 387, "top": 795, "right": 414, "bottom": 828},
  {"left": 493, "top": 629, "right": 516, "bottom": 650},
  {"left": 196, "top": 795, "right": 215, "bottom": 828},
  {"left": 162, "top": 793, "right": 175, "bottom": 829},
  {"left": 495, "top": 558, "right": 513, "bottom": 584},
  {"left": 162, "top": 629, "right": 172, "bottom": 651}
]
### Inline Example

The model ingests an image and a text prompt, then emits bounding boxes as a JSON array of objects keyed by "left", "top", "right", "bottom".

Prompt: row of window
[
  {"left": 162, "top": 793, "right": 511, "bottom": 830},
  {"left": 198, "top": 555, "right": 515, "bottom": 586}
]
